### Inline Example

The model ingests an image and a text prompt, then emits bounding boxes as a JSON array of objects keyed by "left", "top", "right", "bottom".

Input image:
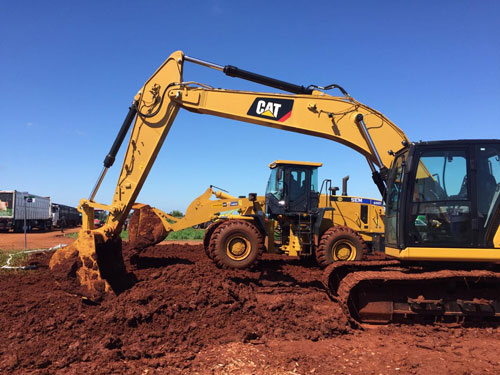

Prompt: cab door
[
  {"left": 286, "top": 168, "right": 309, "bottom": 213},
  {"left": 475, "top": 144, "right": 500, "bottom": 246},
  {"left": 407, "top": 147, "right": 473, "bottom": 247},
  {"left": 385, "top": 152, "right": 406, "bottom": 248}
]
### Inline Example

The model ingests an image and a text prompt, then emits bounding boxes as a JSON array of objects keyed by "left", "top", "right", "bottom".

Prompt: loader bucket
[
  {"left": 128, "top": 204, "right": 169, "bottom": 250},
  {"left": 49, "top": 230, "right": 134, "bottom": 300}
]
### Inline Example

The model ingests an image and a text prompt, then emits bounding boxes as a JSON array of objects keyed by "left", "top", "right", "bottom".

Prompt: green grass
[
  {"left": 0, "top": 249, "right": 31, "bottom": 269},
  {"left": 0, "top": 252, "right": 8, "bottom": 266},
  {"left": 62, "top": 228, "right": 203, "bottom": 241},
  {"left": 166, "top": 227, "right": 205, "bottom": 241}
]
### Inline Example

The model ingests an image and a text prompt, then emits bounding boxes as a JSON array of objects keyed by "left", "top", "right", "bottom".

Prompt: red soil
[
  {"left": 0, "top": 228, "right": 78, "bottom": 251},
  {"left": 1, "top": 243, "right": 500, "bottom": 374}
]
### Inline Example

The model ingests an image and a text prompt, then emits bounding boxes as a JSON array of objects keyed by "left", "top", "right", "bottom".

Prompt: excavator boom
[
  {"left": 92, "top": 51, "right": 408, "bottom": 239},
  {"left": 49, "top": 50, "right": 411, "bottom": 298}
]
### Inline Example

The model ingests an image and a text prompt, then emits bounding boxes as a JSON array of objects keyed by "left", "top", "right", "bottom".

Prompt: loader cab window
[
  {"left": 310, "top": 168, "right": 319, "bottom": 193},
  {"left": 266, "top": 167, "right": 284, "bottom": 200},
  {"left": 409, "top": 150, "right": 472, "bottom": 247},
  {"left": 289, "top": 170, "right": 307, "bottom": 201}
]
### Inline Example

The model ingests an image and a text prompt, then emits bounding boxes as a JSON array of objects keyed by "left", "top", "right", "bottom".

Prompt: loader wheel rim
[
  {"left": 226, "top": 235, "right": 251, "bottom": 261},
  {"left": 332, "top": 240, "right": 355, "bottom": 261}
]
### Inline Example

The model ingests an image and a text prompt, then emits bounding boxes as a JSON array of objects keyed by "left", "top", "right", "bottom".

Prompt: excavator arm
[{"left": 49, "top": 50, "right": 410, "bottom": 298}]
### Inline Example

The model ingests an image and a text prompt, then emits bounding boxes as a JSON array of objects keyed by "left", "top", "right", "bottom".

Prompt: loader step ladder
[{"left": 297, "top": 213, "right": 314, "bottom": 256}]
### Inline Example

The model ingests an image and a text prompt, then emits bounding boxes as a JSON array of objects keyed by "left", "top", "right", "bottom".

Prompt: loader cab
[
  {"left": 265, "top": 160, "right": 322, "bottom": 217},
  {"left": 385, "top": 140, "right": 500, "bottom": 253}
]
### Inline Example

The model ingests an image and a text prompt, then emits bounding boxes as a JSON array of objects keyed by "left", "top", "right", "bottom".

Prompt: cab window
[
  {"left": 409, "top": 150, "right": 472, "bottom": 247},
  {"left": 289, "top": 169, "right": 306, "bottom": 201},
  {"left": 477, "top": 145, "right": 500, "bottom": 229},
  {"left": 385, "top": 153, "right": 405, "bottom": 246},
  {"left": 266, "top": 167, "right": 284, "bottom": 200}
]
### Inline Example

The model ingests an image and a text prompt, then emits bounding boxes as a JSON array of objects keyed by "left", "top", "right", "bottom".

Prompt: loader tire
[
  {"left": 203, "top": 220, "right": 225, "bottom": 260},
  {"left": 211, "top": 220, "right": 264, "bottom": 269},
  {"left": 315, "top": 226, "right": 367, "bottom": 268}
]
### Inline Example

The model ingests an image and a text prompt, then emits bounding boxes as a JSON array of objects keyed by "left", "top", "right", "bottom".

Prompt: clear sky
[{"left": 1, "top": 0, "right": 499, "bottom": 212}]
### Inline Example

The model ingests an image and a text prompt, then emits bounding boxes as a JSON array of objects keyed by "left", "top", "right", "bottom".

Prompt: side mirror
[{"left": 248, "top": 193, "right": 257, "bottom": 201}]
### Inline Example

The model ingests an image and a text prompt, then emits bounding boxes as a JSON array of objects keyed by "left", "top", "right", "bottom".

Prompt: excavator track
[{"left": 323, "top": 261, "right": 500, "bottom": 324}]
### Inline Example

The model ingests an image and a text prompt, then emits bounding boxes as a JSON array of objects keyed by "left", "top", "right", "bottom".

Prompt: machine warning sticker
[{"left": 247, "top": 98, "right": 293, "bottom": 122}]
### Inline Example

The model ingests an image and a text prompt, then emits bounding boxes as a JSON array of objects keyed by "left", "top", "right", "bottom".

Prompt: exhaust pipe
[{"left": 342, "top": 175, "right": 349, "bottom": 196}]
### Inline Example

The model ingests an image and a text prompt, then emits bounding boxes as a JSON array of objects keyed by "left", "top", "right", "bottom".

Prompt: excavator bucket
[
  {"left": 49, "top": 205, "right": 169, "bottom": 299},
  {"left": 49, "top": 231, "right": 133, "bottom": 300}
]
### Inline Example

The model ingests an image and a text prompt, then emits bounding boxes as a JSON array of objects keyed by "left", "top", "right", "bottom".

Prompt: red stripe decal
[{"left": 278, "top": 110, "right": 292, "bottom": 122}]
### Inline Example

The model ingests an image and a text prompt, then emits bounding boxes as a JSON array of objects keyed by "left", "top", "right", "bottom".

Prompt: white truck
[{"left": 0, "top": 190, "right": 52, "bottom": 232}]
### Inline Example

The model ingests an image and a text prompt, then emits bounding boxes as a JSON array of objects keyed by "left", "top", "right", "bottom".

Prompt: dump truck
[
  {"left": 51, "top": 203, "right": 81, "bottom": 228},
  {"left": 0, "top": 190, "right": 52, "bottom": 232}
]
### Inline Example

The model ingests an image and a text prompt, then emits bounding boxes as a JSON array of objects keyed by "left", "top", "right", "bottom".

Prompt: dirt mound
[
  {"left": 0, "top": 243, "right": 348, "bottom": 374},
  {"left": 2, "top": 243, "right": 500, "bottom": 374}
]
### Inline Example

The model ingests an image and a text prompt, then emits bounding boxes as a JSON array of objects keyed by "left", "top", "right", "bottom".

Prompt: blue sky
[{"left": 1, "top": 0, "right": 499, "bottom": 212}]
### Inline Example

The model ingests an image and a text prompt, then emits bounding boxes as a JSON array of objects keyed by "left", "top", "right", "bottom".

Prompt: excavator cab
[
  {"left": 326, "top": 140, "right": 500, "bottom": 324},
  {"left": 265, "top": 160, "right": 322, "bottom": 217},
  {"left": 385, "top": 140, "right": 500, "bottom": 256}
]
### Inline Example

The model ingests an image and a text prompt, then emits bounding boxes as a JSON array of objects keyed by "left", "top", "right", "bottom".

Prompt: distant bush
[{"left": 168, "top": 210, "right": 184, "bottom": 218}]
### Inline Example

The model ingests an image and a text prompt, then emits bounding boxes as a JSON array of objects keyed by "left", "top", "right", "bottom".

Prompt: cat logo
[{"left": 247, "top": 98, "right": 293, "bottom": 122}]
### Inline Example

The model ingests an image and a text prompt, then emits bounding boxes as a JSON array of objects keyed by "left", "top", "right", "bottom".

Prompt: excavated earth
[{"left": 1, "top": 243, "right": 500, "bottom": 374}]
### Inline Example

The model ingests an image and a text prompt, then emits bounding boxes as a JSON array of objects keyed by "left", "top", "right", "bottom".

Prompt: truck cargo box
[{"left": 0, "top": 190, "right": 52, "bottom": 231}]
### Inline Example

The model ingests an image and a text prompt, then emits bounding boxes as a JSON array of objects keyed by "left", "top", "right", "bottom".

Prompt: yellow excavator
[
  {"left": 128, "top": 160, "right": 384, "bottom": 269},
  {"left": 50, "top": 51, "right": 500, "bottom": 323}
]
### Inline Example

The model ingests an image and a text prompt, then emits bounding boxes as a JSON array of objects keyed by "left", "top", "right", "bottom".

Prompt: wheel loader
[
  {"left": 49, "top": 51, "right": 500, "bottom": 325},
  {"left": 138, "top": 160, "right": 384, "bottom": 269}
]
